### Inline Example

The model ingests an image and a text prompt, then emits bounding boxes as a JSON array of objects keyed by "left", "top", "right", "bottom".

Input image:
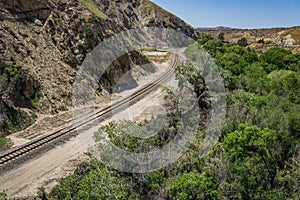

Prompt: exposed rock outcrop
[
  {"left": 2, "top": 0, "right": 52, "bottom": 20},
  {"left": 95, "top": 0, "right": 200, "bottom": 39},
  {"left": 275, "top": 34, "right": 296, "bottom": 46},
  {"left": 0, "top": 0, "right": 198, "bottom": 134}
]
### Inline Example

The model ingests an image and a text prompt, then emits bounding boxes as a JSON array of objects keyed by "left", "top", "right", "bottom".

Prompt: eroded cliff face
[
  {"left": 95, "top": 0, "right": 200, "bottom": 39},
  {"left": 0, "top": 0, "right": 197, "bottom": 135},
  {"left": 2, "top": 0, "right": 51, "bottom": 20}
]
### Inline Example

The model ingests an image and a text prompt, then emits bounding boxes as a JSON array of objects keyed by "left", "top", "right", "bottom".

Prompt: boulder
[{"left": 2, "top": 0, "right": 51, "bottom": 20}]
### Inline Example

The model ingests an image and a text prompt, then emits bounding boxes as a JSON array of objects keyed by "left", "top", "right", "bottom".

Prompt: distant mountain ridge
[
  {"left": 201, "top": 26, "right": 300, "bottom": 53},
  {"left": 198, "top": 26, "right": 234, "bottom": 31},
  {"left": 198, "top": 26, "right": 300, "bottom": 31}
]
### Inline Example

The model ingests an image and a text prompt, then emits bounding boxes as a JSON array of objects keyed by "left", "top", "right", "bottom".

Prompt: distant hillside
[
  {"left": 203, "top": 26, "right": 300, "bottom": 53},
  {"left": 198, "top": 26, "right": 234, "bottom": 32}
]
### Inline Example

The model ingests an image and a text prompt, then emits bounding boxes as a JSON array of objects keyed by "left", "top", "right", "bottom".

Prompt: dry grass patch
[{"left": 78, "top": 0, "right": 109, "bottom": 20}]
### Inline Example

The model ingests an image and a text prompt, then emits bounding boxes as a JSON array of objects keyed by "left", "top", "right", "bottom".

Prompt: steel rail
[{"left": 0, "top": 54, "right": 179, "bottom": 166}]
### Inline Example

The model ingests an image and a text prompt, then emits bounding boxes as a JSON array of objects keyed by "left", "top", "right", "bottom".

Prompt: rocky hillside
[
  {"left": 94, "top": 0, "right": 199, "bottom": 39},
  {"left": 0, "top": 0, "right": 198, "bottom": 136},
  {"left": 203, "top": 26, "right": 300, "bottom": 53}
]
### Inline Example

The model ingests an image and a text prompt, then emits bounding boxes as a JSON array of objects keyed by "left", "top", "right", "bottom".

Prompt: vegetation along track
[{"left": 0, "top": 53, "right": 179, "bottom": 168}]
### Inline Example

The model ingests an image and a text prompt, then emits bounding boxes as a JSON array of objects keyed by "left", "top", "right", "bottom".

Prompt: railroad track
[{"left": 0, "top": 54, "right": 179, "bottom": 167}]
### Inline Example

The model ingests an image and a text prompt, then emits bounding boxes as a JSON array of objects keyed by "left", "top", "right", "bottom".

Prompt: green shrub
[
  {"left": 0, "top": 137, "right": 13, "bottom": 152},
  {"left": 0, "top": 108, "right": 37, "bottom": 135},
  {"left": 0, "top": 191, "right": 8, "bottom": 200},
  {"left": 168, "top": 172, "right": 219, "bottom": 200},
  {"left": 147, "top": 171, "right": 166, "bottom": 190},
  {"left": 50, "top": 162, "right": 139, "bottom": 200}
]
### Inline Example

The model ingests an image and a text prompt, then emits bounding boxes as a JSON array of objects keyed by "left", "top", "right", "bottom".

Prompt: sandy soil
[{"left": 0, "top": 53, "right": 179, "bottom": 199}]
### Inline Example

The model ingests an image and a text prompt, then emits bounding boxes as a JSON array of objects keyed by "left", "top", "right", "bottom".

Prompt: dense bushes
[
  {"left": 168, "top": 172, "right": 219, "bottom": 200},
  {"left": 50, "top": 161, "right": 140, "bottom": 200},
  {"left": 48, "top": 35, "right": 300, "bottom": 199}
]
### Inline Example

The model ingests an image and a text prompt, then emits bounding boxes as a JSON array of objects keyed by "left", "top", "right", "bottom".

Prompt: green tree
[
  {"left": 267, "top": 70, "right": 300, "bottom": 103},
  {"left": 168, "top": 172, "right": 219, "bottom": 200},
  {"left": 146, "top": 171, "right": 166, "bottom": 190},
  {"left": 259, "top": 48, "right": 292, "bottom": 72},
  {"left": 202, "top": 39, "right": 224, "bottom": 57},
  {"left": 217, "top": 52, "right": 247, "bottom": 75},
  {"left": 50, "top": 162, "right": 139, "bottom": 200},
  {"left": 175, "top": 62, "right": 210, "bottom": 109},
  {"left": 218, "top": 32, "right": 225, "bottom": 41},
  {"left": 283, "top": 53, "right": 300, "bottom": 72},
  {"left": 241, "top": 62, "right": 268, "bottom": 94},
  {"left": 237, "top": 37, "right": 248, "bottom": 47},
  {"left": 257, "top": 38, "right": 265, "bottom": 44},
  {"left": 222, "top": 124, "right": 291, "bottom": 199},
  {"left": 197, "top": 33, "right": 214, "bottom": 45}
]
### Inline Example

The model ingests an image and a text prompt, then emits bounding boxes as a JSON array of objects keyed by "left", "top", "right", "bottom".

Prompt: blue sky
[{"left": 151, "top": 0, "right": 300, "bottom": 29}]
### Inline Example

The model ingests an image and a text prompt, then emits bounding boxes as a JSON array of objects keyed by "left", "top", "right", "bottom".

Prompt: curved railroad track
[{"left": 0, "top": 54, "right": 179, "bottom": 167}]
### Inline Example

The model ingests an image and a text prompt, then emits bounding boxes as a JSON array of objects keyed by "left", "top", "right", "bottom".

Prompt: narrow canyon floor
[{"left": 0, "top": 53, "right": 180, "bottom": 198}]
